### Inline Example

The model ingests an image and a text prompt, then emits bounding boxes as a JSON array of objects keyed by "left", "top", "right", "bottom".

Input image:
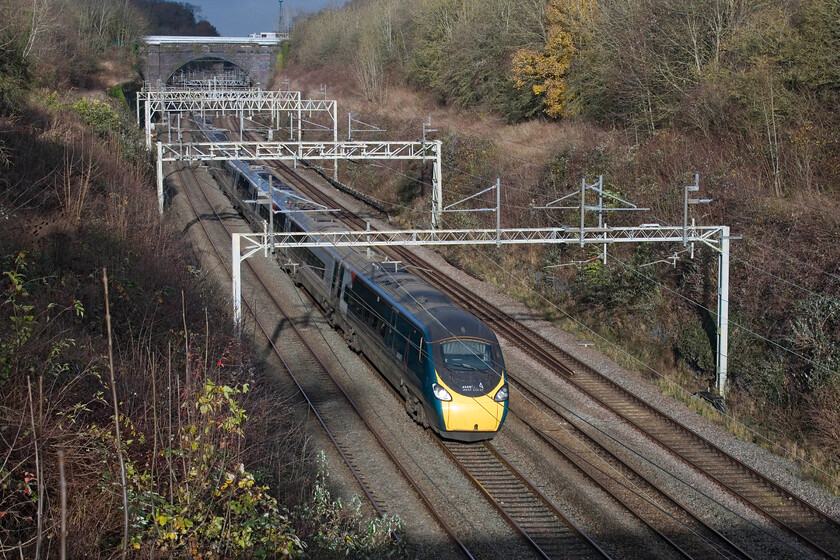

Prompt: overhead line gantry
[
  {"left": 138, "top": 86, "right": 339, "bottom": 148},
  {"left": 155, "top": 139, "right": 444, "bottom": 227},
  {"left": 147, "top": 84, "right": 731, "bottom": 399},
  {"left": 230, "top": 219, "right": 732, "bottom": 398}
]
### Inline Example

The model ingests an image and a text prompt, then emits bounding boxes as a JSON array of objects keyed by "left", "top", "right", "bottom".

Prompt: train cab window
[{"left": 440, "top": 339, "right": 494, "bottom": 371}]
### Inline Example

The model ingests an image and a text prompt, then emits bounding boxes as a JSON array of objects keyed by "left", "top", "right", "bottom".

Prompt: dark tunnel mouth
[{"left": 166, "top": 57, "right": 253, "bottom": 87}]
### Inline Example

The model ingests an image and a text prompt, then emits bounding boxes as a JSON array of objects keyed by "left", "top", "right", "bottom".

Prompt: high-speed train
[{"left": 198, "top": 118, "right": 508, "bottom": 441}]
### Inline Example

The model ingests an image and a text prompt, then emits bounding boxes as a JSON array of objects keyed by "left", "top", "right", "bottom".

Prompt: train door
[
  {"left": 404, "top": 327, "right": 424, "bottom": 387},
  {"left": 273, "top": 210, "right": 286, "bottom": 233},
  {"left": 330, "top": 261, "right": 341, "bottom": 299},
  {"left": 384, "top": 307, "right": 397, "bottom": 350},
  {"left": 338, "top": 266, "right": 352, "bottom": 315},
  {"left": 395, "top": 316, "right": 413, "bottom": 374}
]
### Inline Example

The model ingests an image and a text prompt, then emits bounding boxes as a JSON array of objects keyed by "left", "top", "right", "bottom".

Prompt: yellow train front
[{"left": 420, "top": 309, "right": 509, "bottom": 441}]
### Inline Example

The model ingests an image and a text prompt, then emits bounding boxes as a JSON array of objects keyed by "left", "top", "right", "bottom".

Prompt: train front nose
[
  {"left": 441, "top": 397, "right": 506, "bottom": 432},
  {"left": 434, "top": 377, "right": 507, "bottom": 433},
  {"left": 431, "top": 336, "right": 508, "bottom": 439}
]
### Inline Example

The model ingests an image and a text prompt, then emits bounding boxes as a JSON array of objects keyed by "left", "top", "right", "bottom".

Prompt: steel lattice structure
[
  {"left": 230, "top": 223, "right": 731, "bottom": 397},
  {"left": 233, "top": 225, "right": 723, "bottom": 248},
  {"left": 138, "top": 88, "right": 303, "bottom": 116},
  {"left": 158, "top": 139, "right": 439, "bottom": 162},
  {"left": 138, "top": 88, "right": 337, "bottom": 148},
  {"left": 155, "top": 139, "right": 444, "bottom": 226}
]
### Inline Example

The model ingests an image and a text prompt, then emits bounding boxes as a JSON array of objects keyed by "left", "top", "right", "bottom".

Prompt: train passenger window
[
  {"left": 405, "top": 331, "right": 425, "bottom": 377},
  {"left": 291, "top": 243, "right": 326, "bottom": 278},
  {"left": 345, "top": 278, "right": 400, "bottom": 348}
]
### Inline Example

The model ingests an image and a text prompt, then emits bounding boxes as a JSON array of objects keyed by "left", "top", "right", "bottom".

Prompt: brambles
[
  {"left": 294, "top": 452, "right": 404, "bottom": 559},
  {"left": 0, "top": 251, "right": 405, "bottom": 557}
]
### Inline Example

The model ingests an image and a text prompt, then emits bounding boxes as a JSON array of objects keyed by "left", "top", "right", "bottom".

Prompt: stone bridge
[{"left": 139, "top": 34, "right": 287, "bottom": 88}]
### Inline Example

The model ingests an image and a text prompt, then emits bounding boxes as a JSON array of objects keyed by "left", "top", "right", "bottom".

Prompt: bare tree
[
  {"left": 23, "top": 0, "right": 60, "bottom": 60},
  {"left": 75, "top": 0, "right": 146, "bottom": 49}
]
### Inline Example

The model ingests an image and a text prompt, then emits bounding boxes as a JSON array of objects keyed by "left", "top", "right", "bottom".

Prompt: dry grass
[{"left": 281, "top": 65, "right": 592, "bottom": 167}]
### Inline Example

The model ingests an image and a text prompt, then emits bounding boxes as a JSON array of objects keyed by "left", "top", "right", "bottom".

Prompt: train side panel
[{"left": 337, "top": 271, "right": 427, "bottom": 401}]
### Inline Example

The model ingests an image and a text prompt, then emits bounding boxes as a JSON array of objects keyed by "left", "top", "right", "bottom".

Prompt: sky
[{"left": 189, "top": 1, "right": 345, "bottom": 37}]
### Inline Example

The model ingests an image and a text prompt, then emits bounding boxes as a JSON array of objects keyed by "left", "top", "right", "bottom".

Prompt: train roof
[
  {"left": 339, "top": 251, "right": 498, "bottom": 343},
  {"left": 196, "top": 120, "right": 498, "bottom": 344}
]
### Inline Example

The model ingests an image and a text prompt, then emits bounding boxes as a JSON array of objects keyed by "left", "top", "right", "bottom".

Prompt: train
[{"left": 197, "top": 118, "right": 508, "bottom": 441}]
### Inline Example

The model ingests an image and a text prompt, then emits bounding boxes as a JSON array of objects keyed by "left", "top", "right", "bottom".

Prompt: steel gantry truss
[
  {"left": 138, "top": 88, "right": 303, "bottom": 118},
  {"left": 138, "top": 88, "right": 340, "bottom": 148},
  {"left": 230, "top": 222, "right": 731, "bottom": 397},
  {"left": 169, "top": 69, "right": 254, "bottom": 89},
  {"left": 143, "top": 84, "right": 732, "bottom": 398},
  {"left": 155, "top": 139, "right": 444, "bottom": 225}
]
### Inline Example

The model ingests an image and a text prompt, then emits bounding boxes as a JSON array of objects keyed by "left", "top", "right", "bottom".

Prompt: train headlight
[
  {"left": 432, "top": 383, "right": 452, "bottom": 402},
  {"left": 494, "top": 385, "right": 509, "bottom": 402}
]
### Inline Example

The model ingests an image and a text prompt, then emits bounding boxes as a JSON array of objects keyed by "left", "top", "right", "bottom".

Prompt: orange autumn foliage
[{"left": 512, "top": 0, "right": 594, "bottom": 118}]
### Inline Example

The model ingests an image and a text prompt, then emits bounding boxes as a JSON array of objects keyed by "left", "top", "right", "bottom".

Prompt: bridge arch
[{"left": 140, "top": 35, "right": 285, "bottom": 88}]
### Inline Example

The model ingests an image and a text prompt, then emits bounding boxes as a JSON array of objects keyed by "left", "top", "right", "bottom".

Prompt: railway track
[
  {"left": 265, "top": 160, "right": 750, "bottom": 558},
  {"left": 200, "top": 118, "right": 615, "bottom": 558},
  {"left": 260, "top": 156, "right": 840, "bottom": 560},
  {"left": 396, "top": 259, "right": 840, "bottom": 558},
  {"left": 511, "top": 378, "right": 755, "bottom": 560},
  {"left": 169, "top": 157, "right": 475, "bottom": 558},
  {"left": 443, "top": 440, "right": 609, "bottom": 560}
]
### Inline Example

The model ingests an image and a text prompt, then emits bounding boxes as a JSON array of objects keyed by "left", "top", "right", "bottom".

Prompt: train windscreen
[
  {"left": 437, "top": 338, "right": 503, "bottom": 396},
  {"left": 440, "top": 339, "right": 494, "bottom": 371}
]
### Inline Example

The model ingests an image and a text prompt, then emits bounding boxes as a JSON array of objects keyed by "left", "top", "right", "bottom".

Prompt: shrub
[
  {"left": 676, "top": 321, "right": 715, "bottom": 376},
  {"left": 107, "top": 84, "right": 127, "bottom": 105},
  {"left": 294, "top": 452, "right": 403, "bottom": 559},
  {"left": 128, "top": 381, "right": 304, "bottom": 558},
  {"left": 787, "top": 295, "right": 840, "bottom": 393},
  {"left": 72, "top": 98, "right": 121, "bottom": 133},
  {"left": 0, "top": 41, "right": 29, "bottom": 114}
]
